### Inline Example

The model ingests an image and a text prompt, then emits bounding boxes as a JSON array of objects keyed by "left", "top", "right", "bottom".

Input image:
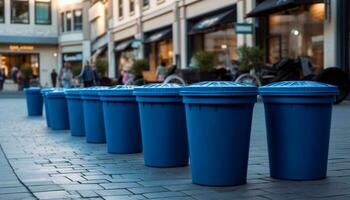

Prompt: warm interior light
[{"left": 291, "top": 29, "right": 300, "bottom": 36}]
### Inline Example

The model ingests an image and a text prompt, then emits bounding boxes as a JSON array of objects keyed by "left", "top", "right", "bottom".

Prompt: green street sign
[{"left": 235, "top": 23, "right": 254, "bottom": 34}]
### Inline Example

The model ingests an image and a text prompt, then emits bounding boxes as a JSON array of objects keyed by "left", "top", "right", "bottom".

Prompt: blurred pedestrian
[
  {"left": 81, "top": 61, "right": 96, "bottom": 87},
  {"left": 50, "top": 69, "right": 58, "bottom": 87},
  {"left": 59, "top": 62, "right": 73, "bottom": 88},
  {"left": 0, "top": 68, "right": 5, "bottom": 91},
  {"left": 11, "top": 66, "right": 18, "bottom": 83},
  {"left": 156, "top": 61, "right": 167, "bottom": 82}
]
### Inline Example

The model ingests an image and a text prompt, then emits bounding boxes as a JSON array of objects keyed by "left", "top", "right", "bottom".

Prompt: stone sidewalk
[{"left": 0, "top": 99, "right": 350, "bottom": 200}]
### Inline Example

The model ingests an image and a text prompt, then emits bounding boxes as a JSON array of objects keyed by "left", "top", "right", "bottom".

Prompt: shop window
[
  {"left": 118, "top": 0, "right": 123, "bottom": 18},
  {"left": 66, "top": 11, "right": 72, "bottom": 31},
  {"left": 149, "top": 39, "right": 173, "bottom": 71},
  {"left": 73, "top": 9, "right": 82, "bottom": 31},
  {"left": 11, "top": 0, "right": 29, "bottom": 24},
  {"left": 60, "top": 12, "right": 64, "bottom": 32},
  {"left": 129, "top": 0, "right": 135, "bottom": 14},
  {"left": 268, "top": 4, "right": 324, "bottom": 69},
  {"left": 35, "top": 0, "right": 51, "bottom": 25},
  {"left": 191, "top": 28, "right": 237, "bottom": 68},
  {"left": 143, "top": 0, "right": 149, "bottom": 8},
  {"left": 0, "top": 0, "right": 4, "bottom": 23}
]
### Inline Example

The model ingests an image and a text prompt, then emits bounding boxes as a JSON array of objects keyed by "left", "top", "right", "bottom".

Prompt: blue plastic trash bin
[
  {"left": 99, "top": 86, "right": 142, "bottom": 154},
  {"left": 259, "top": 81, "right": 338, "bottom": 180},
  {"left": 134, "top": 83, "right": 188, "bottom": 167},
  {"left": 41, "top": 88, "right": 55, "bottom": 127},
  {"left": 46, "top": 89, "right": 70, "bottom": 130},
  {"left": 180, "top": 81, "right": 258, "bottom": 186},
  {"left": 81, "top": 87, "right": 108, "bottom": 143},
  {"left": 24, "top": 87, "right": 43, "bottom": 116},
  {"left": 65, "top": 88, "right": 85, "bottom": 137}
]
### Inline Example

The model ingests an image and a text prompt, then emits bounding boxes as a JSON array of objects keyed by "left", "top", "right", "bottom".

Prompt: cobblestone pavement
[{"left": 0, "top": 98, "right": 350, "bottom": 200}]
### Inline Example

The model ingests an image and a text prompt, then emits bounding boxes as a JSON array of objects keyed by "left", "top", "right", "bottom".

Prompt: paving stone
[
  {"left": 0, "top": 186, "right": 28, "bottom": 194},
  {"left": 95, "top": 189, "right": 131, "bottom": 196},
  {"left": 128, "top": 186, "right": 168, "bottom": 194},
  {"left": 78, "top": 190, "right": 99, "bottom": 198},
  {"left": 1, "top": 99, "right": 350, "bottom": 200},
  {"left": 61, "top": 183, "right": 104, "bottom": 191},
  {"left": 33, "top": 190, "right": 70, "bottom": 199},
  {"left": 100, "top": 183, "right": 141, "bottom": 190}
]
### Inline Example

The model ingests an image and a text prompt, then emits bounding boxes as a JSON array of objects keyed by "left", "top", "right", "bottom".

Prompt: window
[
  {"left": 66, "top": 11, "right": 72, "bottom": 31},
  {"left": 0, "top": 0, "right": 4, "bottom": 23},
  {"left": 73, "top": 9, "right": 82, "bottom": 30},
  {"left": 60, "top": 12, "right": 64, "bottom": 32},
  {"left": 129, "top": 0, "right": 135, "bottom": 14},
  {"left": 268, "top": 4, "right": 324, "bottom": 69},
  {"left": 118, "top": 0, "right": 123, "bottom": 18},
  {"left": 11, "top": 0, "right": 29, "bottom": 24},
  {"left": 35, "top": 0, "right": 51, "bottom": 24},
  {"left": 143, "top": 0, "right": 149, "bottom": 7}
]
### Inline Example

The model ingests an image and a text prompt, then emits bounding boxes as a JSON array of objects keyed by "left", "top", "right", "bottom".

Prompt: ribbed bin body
[
  {"left": 181, "top": 81, "right": 257, "bottom": 186},
  {"left": 46, "top": 90, "right": 69, "bottom": 130},
  {"left": 24, "top": 87, "right": 43, "bottom": 116},
  {"left": 81, "top": 87, "right": 107, "bottom": 143},
  {"left": 41, "top": 88, "right": 54, "bottom": 127},
  {"left": 100, "top": 86, "right": 142, "bottom": 154},
  {"left": 134, "top": 84, "right": 188, "bottom": 167},
  {"left": 65, "top": 89, "right": 85, "bottom": 137},
  {"left": 259, "top": 81, "right": 338, "bottom": 180}
]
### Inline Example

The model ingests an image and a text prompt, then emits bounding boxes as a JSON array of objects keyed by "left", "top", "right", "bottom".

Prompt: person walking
[
  {"left": 11, "top": 66, "right": 18, "bottom": 83},
  {"left": 81, "top": 61, "right": 96, "bottom": 87},
  {"left": 59, "top": 63, "right": 73, "bottom": 88},
  {"left": 156, "top": 61, "right": 168, "bottom": 82},
  {"left": 50, "top": 69, "right": 58, "bottom": 87},
  {"left": 0, "top": 68, "right": 5, "bottom": 91}
]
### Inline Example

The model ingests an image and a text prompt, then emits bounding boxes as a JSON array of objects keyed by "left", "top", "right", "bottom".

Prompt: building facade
[
  {"left": 110, "top": 0, "right": 248, "bottom": 81},
  {"left": 0, "top": 0, "right": 59, "bottom": 87}
]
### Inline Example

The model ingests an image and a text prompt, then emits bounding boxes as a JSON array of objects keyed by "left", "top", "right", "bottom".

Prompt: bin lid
[
  {"left": 180, "top": 81, "right": 258, "bottom": 96},
  {"left": 46, "top": 89, "right": 66, "bottom": 97},
  {"left": 41, "top": 88, "right": 55, "bottom": 94},
  {"left": 258, "top": 81, "right": 339, "bottom": 96},
  {"left": 99, "top": 85, "right": 136, "bottom": 96},
  {"left": 64, "top": 88, "right": 84, "bottom": 96},
  {"left": 24, "top": 87, "right": 41, "bottom": 94},
  {"left": 80, "top": 86, "right": 110, "bottom": 96},
  {"left": 133, "top": 83, "right": 183, "bottom": 96}
]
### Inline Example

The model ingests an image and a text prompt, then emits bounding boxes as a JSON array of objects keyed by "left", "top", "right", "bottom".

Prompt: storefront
[
  {"left": 248, "top": 0, "right": 325, "bottom": 70},
  {"left": 188, "top": 7, "right": 237, "bottom": 68},
  {"left": 114, "top": 38, "right": 138, "bottom": 77},
  {"left": 62, "top": 52, "right": 83, "bottom": 76},
  {"left": 0, "top": 44, "right": 58, "bottom": 86},
  {"left": 337, "top": 0, "right": 350, "bottom": 79},
  {"left": 144, "top": 27, "right": 173, "bottom": 81}
]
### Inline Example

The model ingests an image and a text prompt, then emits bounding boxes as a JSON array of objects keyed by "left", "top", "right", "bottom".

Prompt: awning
[
  {"left": 144, "top": 28, "right": 172, "bottom": 43},
  {"left": 115, "top": 39, "right": 133, "bottom": 52},
  {"left": 92, "top": 46, "right": 107, "bottom": 61},
  {"left": 189, "top": 9, "right": 235, "bottom": 34},
  {"left": 246, "top": 0, "right": 323, "bottom": 18}
]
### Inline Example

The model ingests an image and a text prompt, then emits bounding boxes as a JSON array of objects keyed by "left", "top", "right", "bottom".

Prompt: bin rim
[
  {"left": 99, "top": 85, "right": 137, "bottom": 97},
  {"left": 24, "top": 87, "right": 42, "bottom": 94},
  {"left": 41, "top": 88, "right": 55, "bottom": 95},
  {"left": 46, "top": 89, "right": 66, "bottom": 97},
  {"left": 258, "top": 81, "right": 339, "bottom": 96},
  {"left": 180, "top": 81, "right": 258, "bottom": 96},
  {"left": 80, "top": 86, "right": 110, "bottom": 96},
  {"left": 133, "top": 83, "right": 182, "bottom": 96},
  {"left": 64, "top": 88, "right": 85, "bottom": 96}
]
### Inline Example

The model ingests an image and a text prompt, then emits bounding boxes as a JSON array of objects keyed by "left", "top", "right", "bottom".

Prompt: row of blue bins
[{"left": 24, "top": 81, "right": 338, "bottom": 186}]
